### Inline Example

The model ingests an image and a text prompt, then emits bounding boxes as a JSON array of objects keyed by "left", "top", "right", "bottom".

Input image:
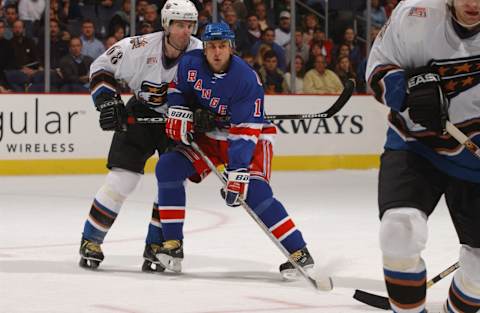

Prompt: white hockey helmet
[{"left": 161, "top": 0, "right": 198, "bottom": 34}]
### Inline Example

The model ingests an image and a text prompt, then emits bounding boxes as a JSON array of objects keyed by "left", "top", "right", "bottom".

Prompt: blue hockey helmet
[{"left": 201, "top": 22, "right": 235, "bottom": 47}]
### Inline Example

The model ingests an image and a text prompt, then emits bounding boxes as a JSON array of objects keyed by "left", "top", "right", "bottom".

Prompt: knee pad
[
  {"left": 155, "top": 152, "right": 195, "bottom": 184},
  {"left": 459, "top": 245, "right": 480, "bottom": 293},
  {"left": 380, "top": 208, "right": 427, "bottom": 268},
  {"left": 101, "top": 168, "right": 141, "bottom": 200}
]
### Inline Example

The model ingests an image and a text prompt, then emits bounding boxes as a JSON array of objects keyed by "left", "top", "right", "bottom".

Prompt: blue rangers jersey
[
  {"left": 366, "top": 0, "right": 480, "bottom": 183},
  {"left": 168, "top": 49, "right": 276, "bottom": 170}
]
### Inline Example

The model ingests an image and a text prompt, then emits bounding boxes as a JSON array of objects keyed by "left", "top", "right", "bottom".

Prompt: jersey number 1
[{"left": 254, "top": 99, "right": 262, "bottom": 117}]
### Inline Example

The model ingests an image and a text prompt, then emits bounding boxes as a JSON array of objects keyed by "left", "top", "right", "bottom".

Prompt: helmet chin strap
[{"left": 166, "top": 33, "right": 187, "bottom": 52}]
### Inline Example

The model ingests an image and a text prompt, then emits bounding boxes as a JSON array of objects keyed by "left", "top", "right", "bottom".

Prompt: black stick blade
[{"left": 353, "top": 289, "right": 391, "bottom": 310}]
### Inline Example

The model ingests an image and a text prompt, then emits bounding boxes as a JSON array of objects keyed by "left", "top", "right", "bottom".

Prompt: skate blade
[
  {"left": 281, "top": 264, "right": 314, "bottom": 281},
  {"left": 157, "top": 254, "right": 182, "bottom": 273},
  {"left": 79, "top": 258, "right": 100, "bottom": 270},
  {"left": 142, "top": 260, "right": 166, "bottom": 273}
]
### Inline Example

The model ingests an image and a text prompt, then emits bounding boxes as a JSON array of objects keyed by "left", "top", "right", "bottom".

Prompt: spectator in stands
[
  {"left": 246, "top": 13, "right": 261, "bottom": 47},
  {"left": 109, "top": 0, "right": 131, "bottom": 37},
  {"left": 251, "top": 28, "right": 286, "bottom": 71},
  {"left": 48, "top": 0, "right": 69, "bottom": 30},
  {"left": 80, "top": 19, "right": 105, "bottom": 60},
  {"left": 384, "top": 0, "right": 399, "bottom": 18},
  {"left": 32, "top": 19, "right": 69, "bottom": 92},
  {"left": 112, "top": 24, "right": 125, "bottom": 41},
  {"left": 284, "top": 55, "right": 306, "bottom": 94},
  {"left": 364, "top": 0, "right": 387, "bottom": 27},
  {"left": 311, "top": 28, "right": 333, "bottom": 64},
  {"left": 356, "top": 25, "right": 382, "bottom": 93},
  {"left": 144, "top": 4, "right": 161, "bottom": 32},
  {"left": 59, "top": 37, "right": 93, "bottom": 92},
  {"left": 0, "top": 20, "right": 13, "bottom": 92},
  {"left": 242, "top": 52, "right": 256, "bottom": 68},
  {"left": 18, "top": 0, "right": 45, "bottom": 38},
  {"left": 139, "top": 21, "right": 154, "bottom": 35},
  {"left": 198, "top": 9, "right": 211, "bottom": 29},
  {"left": 3, "top": 4, "right": 19, "bottom": 40},
  {"left": 4, "top": 20, "right": 41, "bottom": 92},
  {"left": 334, "top": 55, "right": 356, "bottom": 88},
  {"left": 302, "top": 13, "right": 319, "bottom": 44},
  {"left": 258, "top": 50, "right": 289, "bottom": 94},
  {"left": 274, "top": 11, "right": 290, "bottom": 48},
  {"left": 92, "top": 0, "right": 118, "bottom": 39},
  {"left": 218, "top": 0, "right": 233, "bottom": 22},
  {"left": 38, "top": 19, "right": 69, "bottom": 70},
  {"left": 305, "top": 41, "right": 327, "bottom": 71},
  {"left": 336, "top": 27, "right": 363, "bottom": 70},
  {"left": 331, "top": 42, "right": 350, "bottom": 69},
  {"left": 223, "top": 8, "right": 249, "bottom": 55},
  {"left": 135, "top": 0, "right": 149, "bottom": 28},
  {"left": 104, "top": 36, "right": 117, "bottom": 49},
  {"left": 284, "top": 30, "right": 309, "bottom": 69},
  {"left": 254, "top": 2, "right": 274, "bottom": 31},
  {"left": 254, "top": 44, "right": 272, "bottom": 70},
  {"left": 303, "top": 55, "right": 343, "bottom": 94}
]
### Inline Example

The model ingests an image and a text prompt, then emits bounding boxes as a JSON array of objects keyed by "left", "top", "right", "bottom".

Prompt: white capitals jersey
[
  {"left": 89, "top": 31, "right": 202, "bottom": 113},
  {"left": 366, "top": 0, "right": 480, "bottom": 182}
]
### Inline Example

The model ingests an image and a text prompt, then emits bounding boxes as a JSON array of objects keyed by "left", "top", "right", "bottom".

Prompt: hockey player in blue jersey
[
  {"left": 153, "top": 22, "right": 315, "bottom": 278},
  {"left": 366, "top": 0, "right": 480, "bottom": 311}
]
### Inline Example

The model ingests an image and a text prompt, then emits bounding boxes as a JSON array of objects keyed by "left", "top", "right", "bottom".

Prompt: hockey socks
[
  {"left": 82, "top": 199, "right": 118, "bottom": 243},
  {"left": 246, "top": 179, "right": 306, "bottom": 254},
  {"left": 145, "top": 202, "right": 165, "bottom": 245},
  {"left": 445, "top": 275, "right": 480, "bottom": 313},
  {"left": 383, "top": 260, "right": 427, "bottom": 313}
]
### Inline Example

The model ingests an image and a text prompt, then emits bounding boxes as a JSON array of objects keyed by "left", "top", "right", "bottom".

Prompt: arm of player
[
  {"left": 223, "top": 70, "right": 264, "bottom": 206},
  {"left": 89, "top": 39, "right": 134, "bottom": 131},
  {"left": 165, "top": 56, "right": 195, "bottom": 144},
  {"left": 365, "top": 3, "right": 410, "bottom": 112}
]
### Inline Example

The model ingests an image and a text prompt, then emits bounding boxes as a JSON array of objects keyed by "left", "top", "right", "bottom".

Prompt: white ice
[{"left": 0, "top": 170, "right": 459, "bottom": 313}]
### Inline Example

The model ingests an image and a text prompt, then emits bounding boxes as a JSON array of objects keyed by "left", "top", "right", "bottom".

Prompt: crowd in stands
[{"left": 0, "top": 0, "right": 399, "bottom": 94}]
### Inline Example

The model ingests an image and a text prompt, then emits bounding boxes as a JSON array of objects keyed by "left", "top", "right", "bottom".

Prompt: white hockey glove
[
  {"left": 221, "top": 168, "right": 250, "bottom": 207},
  {"left": 166, "top": 106, "right": 194, "bottom": 145}
]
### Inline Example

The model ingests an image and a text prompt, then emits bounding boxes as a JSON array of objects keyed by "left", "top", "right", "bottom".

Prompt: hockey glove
[
  {"left": 194, "top": 108, "right": 217, "bottom": 133},
  {"left": 94, "top": 94, "right": 127, "bottom": 131},
  {"left": 221, "top": 168, "right": 250, "bottom": 207},
  {"left": 406, "top": 67, "right": 449, "bottom": 133},
  {"left": 166, "top": 106, "right": 194, "bottom": 145}
]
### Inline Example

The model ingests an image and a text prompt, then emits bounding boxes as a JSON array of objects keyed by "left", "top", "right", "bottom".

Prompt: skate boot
[
  {"left": 279, "top": 247, "right": 314, "bottom": 280},
  {"left": 79, "top": 238, "right": 104, "bottom": 270},
  {"left": 141, "top": 243, "right": 166, "bottom": 273},
  {"left": 156, "top": 240, "right": 184, "bottom": 273}
]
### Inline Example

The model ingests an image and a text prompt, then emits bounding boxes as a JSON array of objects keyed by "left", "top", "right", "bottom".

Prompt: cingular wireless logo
[{"left": 0, "top": 98, "right": 85, "bottom": 154}]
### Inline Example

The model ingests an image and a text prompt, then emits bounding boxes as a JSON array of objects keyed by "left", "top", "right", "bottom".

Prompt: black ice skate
[
  {"left": 79, "top": 238, "right": 104, "bottom": 269},
  {"left": 279, "top": 247, "right": 314, "bottom": 280},
  {"left": 156, "top": 240, "right": 184, "bottom": 273},
  {"left": 141, "top": 243, "right": 166, "bottom": 273}
]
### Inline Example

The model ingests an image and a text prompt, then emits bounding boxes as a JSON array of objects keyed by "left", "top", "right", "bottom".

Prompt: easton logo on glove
[{"left": 407, "top": 73, "right": 440, "bottom": 89}]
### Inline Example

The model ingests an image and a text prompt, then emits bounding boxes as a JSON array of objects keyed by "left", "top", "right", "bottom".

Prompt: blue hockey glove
[{"left": 221, "top": 168, "right": 250, "bottom": 207}]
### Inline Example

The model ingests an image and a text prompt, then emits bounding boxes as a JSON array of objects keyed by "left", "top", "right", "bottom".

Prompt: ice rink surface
[{"left": 0, "top": 170, "right": 460, "bottom": 313}]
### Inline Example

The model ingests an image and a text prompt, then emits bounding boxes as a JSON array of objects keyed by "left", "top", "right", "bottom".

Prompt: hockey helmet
[
  {"left": 161, "top": 0, "right": 198, "bottom": 34},
  {"left": 201, "top": 22, "right": 235, "bottom": 47}
]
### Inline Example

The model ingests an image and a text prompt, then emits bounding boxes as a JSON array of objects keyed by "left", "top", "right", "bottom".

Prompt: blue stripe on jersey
[{"left": 383, "top": 69, "right": 407, "bottom": 112}]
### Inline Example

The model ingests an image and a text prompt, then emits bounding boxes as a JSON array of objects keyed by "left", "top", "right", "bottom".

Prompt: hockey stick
[
  {"left": 127, "top": 79, "right": 354, "bottom": 125},
  {"left": 353, "top": 262, "right": 459, "bottom": 310},
  {"left": 445, "top": 121, "right": 480, "bottom": 160},
  {"left": 186, "top": 134, "right": 333, "bottom": 292},
  {"left": 264, "top": 79, "right": 354, "bottom": 120}
]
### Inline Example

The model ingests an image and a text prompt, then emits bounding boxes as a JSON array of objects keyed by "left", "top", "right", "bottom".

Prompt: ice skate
[
  {"left": 79, "top": 238, "right": 104, "bottom": 270},
  {"left": 141, "top": 243, "right": 166, "bottom": 273},
  {"left": 156, "top": 240, "right": 184, "bottom": 273},
  {"left": 279, "top": 247, "right": 314, "bottom": 280}
]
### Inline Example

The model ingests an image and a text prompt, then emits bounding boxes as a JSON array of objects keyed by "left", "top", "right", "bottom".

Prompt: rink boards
[{"left": 0, "top": 94, "right": 388, "bottom": 175}]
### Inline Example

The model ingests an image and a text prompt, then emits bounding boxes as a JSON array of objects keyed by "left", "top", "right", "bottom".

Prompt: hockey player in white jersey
[
  {"left": 79, "top": 0, "right": 202, "bottom": 272},
  {"left": 366, "top": 0, "right": 479, "bottom": 311}
]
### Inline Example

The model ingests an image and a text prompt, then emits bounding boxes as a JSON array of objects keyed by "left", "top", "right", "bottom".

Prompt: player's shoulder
[
  {"left": 392, "top": 0, "right": 446, "bottom": 22},
  {"left": 113, "top": 32, "right": 164, "bottom": 54},
  {"left": 230, "top": 56, "right": 263, "bottom": 89},
  {"left": 180, "top": 49, "right": 204, "bottom": 66},
  {"left": 187, "top": 36, "right": 203, "bottom": 50}
]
